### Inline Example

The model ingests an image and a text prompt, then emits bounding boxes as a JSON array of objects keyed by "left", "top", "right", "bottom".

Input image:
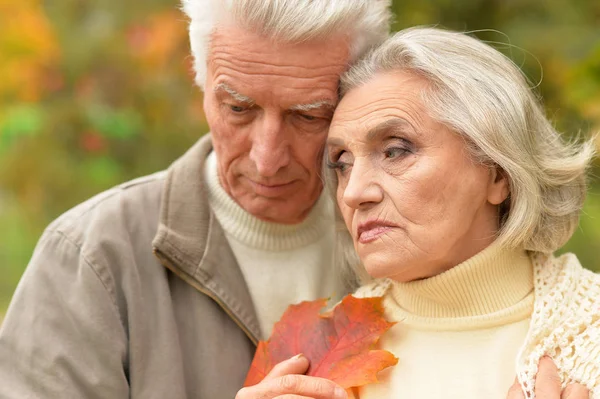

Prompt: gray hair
[
  {"left": 181, "top": 0, "right": 393, "bottom": 89},
  {"left": 331, "top": 27, "right": 595, "bottom": 281}
]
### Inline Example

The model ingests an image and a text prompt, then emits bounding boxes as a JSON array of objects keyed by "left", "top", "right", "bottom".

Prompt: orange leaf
[{"left": 244, "top": 295, "right": 398, "bottom": 389}]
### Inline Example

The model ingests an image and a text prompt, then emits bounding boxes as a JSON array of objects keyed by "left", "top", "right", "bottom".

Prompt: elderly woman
[{"left": 326, "top": 27, "right": 599, "bottom": 398}]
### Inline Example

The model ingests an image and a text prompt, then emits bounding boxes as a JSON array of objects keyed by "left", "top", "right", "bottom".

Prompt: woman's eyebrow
[
  {"left": 327, "top": 118, "right": 413, "bottom": 147},
  {"left": 326, "top": 137, "right": 345, "bottom": 147},
  {"left": 366, "top": 118, "right": 413, "bottom": 141}
]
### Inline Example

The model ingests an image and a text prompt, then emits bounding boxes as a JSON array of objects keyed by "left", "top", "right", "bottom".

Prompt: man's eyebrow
[
  {"left": 366, "top": 118, "right": 414, "bottom": 141},
  {"left": 289, "top": 100, "right": 336, "bottom": 113},
  {"left": 214, "top": 83, "right": 255, "bottom": 105}
]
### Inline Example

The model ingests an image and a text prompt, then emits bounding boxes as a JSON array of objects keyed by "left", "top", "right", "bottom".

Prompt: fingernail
[
  {"left": 290, "top": 353, "right": 305, "bottom": 361},
  {"left": 335, "top": 386, "right": 348, "bottom": 399}
]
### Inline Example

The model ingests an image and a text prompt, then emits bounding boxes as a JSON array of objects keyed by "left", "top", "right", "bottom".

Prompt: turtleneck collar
[
  {"left": 203, "top": 150, "right": 333, "bottom": 252},
  {"left": 388, "top": 240, "right": 534, "bottom": 322}
]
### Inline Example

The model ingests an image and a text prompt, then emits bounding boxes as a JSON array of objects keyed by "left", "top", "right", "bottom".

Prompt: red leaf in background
[
  {"left": 80, "top": 131, "right": 107, "bottom": 153},
  {"left": 244, "top": 295, "right": 398, "bottom": 389}
]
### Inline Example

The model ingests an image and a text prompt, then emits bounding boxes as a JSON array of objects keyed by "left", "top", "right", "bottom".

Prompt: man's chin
[{"left": 240, "top": 198, "right": 310, "bottom": 224}]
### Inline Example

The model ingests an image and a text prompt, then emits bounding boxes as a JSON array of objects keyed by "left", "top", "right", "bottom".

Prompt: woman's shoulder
[{"left": 519, "top": 251, "right": 600, "bottom": 397}]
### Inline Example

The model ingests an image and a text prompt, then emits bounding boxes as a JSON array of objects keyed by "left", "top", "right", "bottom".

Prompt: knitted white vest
[{"left": 517, "top": 252, "right": 600, "bottom": 397}]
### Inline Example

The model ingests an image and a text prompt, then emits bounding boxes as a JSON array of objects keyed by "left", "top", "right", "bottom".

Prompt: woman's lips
[{"left": 357, "top": 221, "right": 397, "bottom": 244}]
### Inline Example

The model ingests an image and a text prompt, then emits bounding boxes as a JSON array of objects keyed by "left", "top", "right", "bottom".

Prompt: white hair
[
  {"left": 331, "top": 27, "right": 596, "bottom": 282},
  {"left": 180, "top": 0, "right": 393, "bottom": 89}
]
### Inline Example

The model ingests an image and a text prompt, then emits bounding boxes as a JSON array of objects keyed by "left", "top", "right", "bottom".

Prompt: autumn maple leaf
[{"left": 244, "top": 295, "right": 398, "bottom": 389}]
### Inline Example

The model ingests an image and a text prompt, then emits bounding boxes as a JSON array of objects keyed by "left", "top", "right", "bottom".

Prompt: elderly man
[{"left": 0, "top": 1, "right": 391, "bottom": 399}]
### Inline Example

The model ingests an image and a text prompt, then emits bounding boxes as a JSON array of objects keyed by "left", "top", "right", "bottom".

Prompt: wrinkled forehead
[
  {"left": 208, "top": 23, "right": 350, "bottom": 79},
  {"left": 207, "top": 23, "right": 351, "bottom": 106},
  {"left": 329, "top": 71, "right": 431, "bottom": 141}
]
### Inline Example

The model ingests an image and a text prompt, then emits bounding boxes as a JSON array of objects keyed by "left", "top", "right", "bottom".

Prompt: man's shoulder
[{"left": 46, "top": 170, "right": 168, "bottom": 250}]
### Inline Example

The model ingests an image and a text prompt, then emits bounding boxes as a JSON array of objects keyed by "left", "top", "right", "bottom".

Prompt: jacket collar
[{"left": 152, "top": 134, "right": 261, "bottom": 344}]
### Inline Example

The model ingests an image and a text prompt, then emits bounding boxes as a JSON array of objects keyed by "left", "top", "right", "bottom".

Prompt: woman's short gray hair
[
  {"left": 181, "top": 0, "right": 393, "bottom": 89},
  {"left": 336, "top": 27, "right": 595, "bottom": 263}
]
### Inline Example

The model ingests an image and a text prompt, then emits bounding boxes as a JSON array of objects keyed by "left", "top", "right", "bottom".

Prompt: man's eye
[
  {"left": 300, "top": 114, "right": 316, "bottom": 121},
  {"left": 229, "top": 104, "right": 246, "bottom": 113}
]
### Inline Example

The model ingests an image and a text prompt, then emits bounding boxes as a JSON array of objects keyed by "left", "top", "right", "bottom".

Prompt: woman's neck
[{"left": 388, "top": 241, "right": 533, "bottom": 318}]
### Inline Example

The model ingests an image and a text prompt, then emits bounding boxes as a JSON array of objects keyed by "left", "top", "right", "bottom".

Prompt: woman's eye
[
  {"left": 327, "top": 161, "right": 350, "bottom": 173},
  {"left": 384, "top": 147, "right": 409, "bottom": 159},
  {"left": 326, "top": 151, "right": 352, "bottom": 173}
]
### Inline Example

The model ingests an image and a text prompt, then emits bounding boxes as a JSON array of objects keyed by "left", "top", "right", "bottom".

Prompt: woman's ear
[{"left": 487, "top": 166, "right": 510, "bottom": 205}]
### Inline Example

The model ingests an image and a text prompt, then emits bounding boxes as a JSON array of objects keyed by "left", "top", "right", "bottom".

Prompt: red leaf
[
  {"left": 80, "top": 131, "right": 107, "bottom": 153},
  {"left": 244, "top": 295, "right": 398, "bottom": 389}
]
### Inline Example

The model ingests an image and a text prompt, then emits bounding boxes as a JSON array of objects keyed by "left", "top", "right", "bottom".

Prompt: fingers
[
  {"left": 535, "top": 356, "right": 562, "bottom": 399},
  {"left": 507, "top": 357, "right": 590, "bottom": 399},
  {"left": 561, "top": 383, "right": 590, "bottom": 399},
  {"left": 237, "top": 375, "right": 347, "bottom": 399},
  {"left": 236, "top": 354, "right": 347, "bottom": 399},
  {"left": 506, "top": 377, "right": 525, "bottom": 399},
  {"left": 263, "top": 354, "right": 310, "bottom": 381}
]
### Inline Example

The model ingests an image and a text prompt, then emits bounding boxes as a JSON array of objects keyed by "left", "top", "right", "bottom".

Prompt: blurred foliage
[{"left": 0, "top": 0, "right": 599, "bottom": 315}]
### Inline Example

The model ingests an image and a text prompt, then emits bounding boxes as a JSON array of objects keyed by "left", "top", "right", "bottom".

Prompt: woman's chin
[
  {"left": 362, "top": 253, "right": 405, "bottom": 280},
  {"left": 360, "top": 251, "right": 424, "bottom": 282}
]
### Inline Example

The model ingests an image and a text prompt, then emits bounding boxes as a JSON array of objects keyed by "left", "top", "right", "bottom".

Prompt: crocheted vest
[{"left": 517, "top": 252, "right": 600, "bottom": 398}]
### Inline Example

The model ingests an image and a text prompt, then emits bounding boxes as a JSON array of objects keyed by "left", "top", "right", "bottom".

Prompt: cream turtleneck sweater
[
  {"left": 355, "top": 242, "right": 535, "bottom": 398},
  {"left": 204, "top": 151, "right": 343, "bottom": 339}
]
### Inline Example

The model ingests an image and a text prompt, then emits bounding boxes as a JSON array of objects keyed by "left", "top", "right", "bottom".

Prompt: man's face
[{"left": 203, "top": 24, "right": 350, "bottom": 224}]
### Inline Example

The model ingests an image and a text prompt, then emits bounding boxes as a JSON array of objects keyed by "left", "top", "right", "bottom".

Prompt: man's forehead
[
  {"left": 208, "top": 24, "right": 350, "bottom": 76},
  {"left": 210, "top": 22, "right": 350, "bottom": 56},
  {"left": 207, "top": 24, "right": 348, "bottom": 110}
]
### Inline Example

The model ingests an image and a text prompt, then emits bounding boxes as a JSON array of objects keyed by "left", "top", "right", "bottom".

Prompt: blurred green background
[{"left": 1, "top": 0, "right": 599, "bottom": 319}]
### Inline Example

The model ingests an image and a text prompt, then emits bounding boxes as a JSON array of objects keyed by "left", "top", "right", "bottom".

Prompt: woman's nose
[{"left": 342, "top": 159, "right": 384, "bottom": 209}]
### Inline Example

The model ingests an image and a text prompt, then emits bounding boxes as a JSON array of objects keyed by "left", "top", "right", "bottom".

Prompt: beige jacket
[{"left": 0, "top": 135, "right": 329, "bottom": 398}]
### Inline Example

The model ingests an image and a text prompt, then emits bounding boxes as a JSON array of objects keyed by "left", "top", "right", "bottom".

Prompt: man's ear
[{"left": 487, "top": 166, "right": 510, "bottom": 205}]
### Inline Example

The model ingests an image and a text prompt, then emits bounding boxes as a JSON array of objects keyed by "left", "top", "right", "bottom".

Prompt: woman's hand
[
  {"left": 506, "top": 357, "right": 589, "bottom": 399},
  {"left": 235, "top": 354, "right": 348, "bottom": 399}
]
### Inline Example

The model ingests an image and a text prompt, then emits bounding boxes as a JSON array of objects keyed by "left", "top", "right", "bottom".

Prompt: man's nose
[
  {"left": 342, "top": 159, "right": 384, "bottom": 209},
  {"left": 249, "top": 115, "right": 290, "bottom": 177}
]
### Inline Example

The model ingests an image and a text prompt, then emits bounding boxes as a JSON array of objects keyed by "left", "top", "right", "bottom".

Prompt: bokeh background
[{"left": 1, "top": 0, "right": 599, "bottom": 318}]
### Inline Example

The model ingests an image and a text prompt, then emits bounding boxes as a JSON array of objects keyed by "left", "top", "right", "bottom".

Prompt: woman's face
[{"left": 327, "top": 71, "right": 509, "bottom": 282}]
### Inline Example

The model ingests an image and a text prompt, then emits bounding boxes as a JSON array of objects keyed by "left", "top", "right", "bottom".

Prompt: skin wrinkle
[
  {"left": 208, "top": 33, "right": 349, "bottom": 83},
  {"left": 332, "top": 90, "right": 427, "bottom": 129},
  {"left": 210, "top": 52, "right": 346, "bottom": 74},
  {"left": 211, "top": 61, "right": 342, "bottom": 101},
  {"left": 211, "top": 61, "right": 344, "bottom": 81},
  {"left": 329, "top": 71, "right": 510, "bottom": 282},
  {"left": 204, "top": 23, "right": 350, "bottom": 224}
]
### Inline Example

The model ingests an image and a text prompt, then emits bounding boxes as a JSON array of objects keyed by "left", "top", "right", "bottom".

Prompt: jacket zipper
[{"left": 153, "top": 248, "right": 259, "bottom": 346}]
